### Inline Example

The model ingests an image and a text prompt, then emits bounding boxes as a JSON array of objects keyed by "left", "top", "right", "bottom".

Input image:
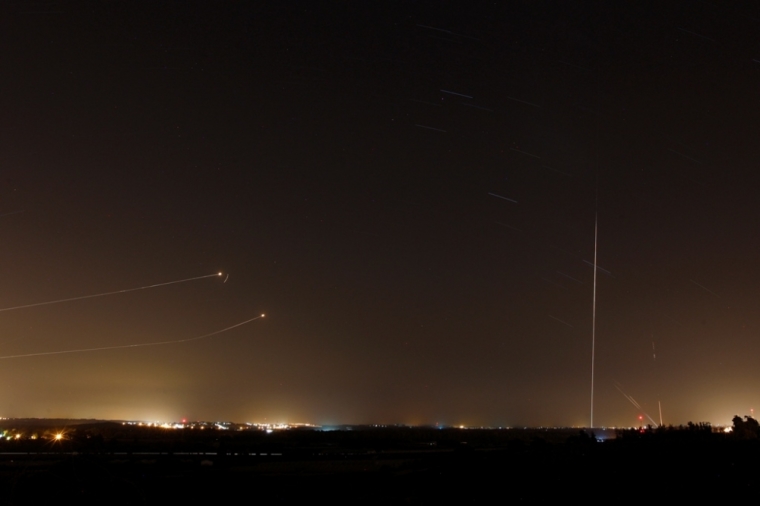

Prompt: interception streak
[
  {"left": 0, "top": 273, "right": 224, "bottom": 313},
  {"left": 615, "top": 382, "right": 659, "bottom": 427},
  {"left": 0, "top": 315, "right": 265, "bottom": 360}
]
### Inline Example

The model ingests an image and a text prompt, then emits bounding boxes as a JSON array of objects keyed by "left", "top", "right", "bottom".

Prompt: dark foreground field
[{"left": 0, "top": 421, "right": 758, "bottom": 504}]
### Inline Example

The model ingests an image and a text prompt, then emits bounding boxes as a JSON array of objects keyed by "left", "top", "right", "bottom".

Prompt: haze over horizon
[{"left": 2, "top": 1, "right": 759, "bottom": 428}]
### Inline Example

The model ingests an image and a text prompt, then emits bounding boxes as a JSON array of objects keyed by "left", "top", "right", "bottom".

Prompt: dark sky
[{"left": 2, "top": 1, "right": 759, "bottom": 427}]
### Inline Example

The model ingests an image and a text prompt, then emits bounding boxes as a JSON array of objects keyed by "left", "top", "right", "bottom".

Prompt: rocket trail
[
  {"left": 440, "top": 89, "right": 473, "bottom": 99},
  {"left": 509, "top": 148, "right": 540, "bottom": 159},
  {"left": 548, "top": 314, "right": 573, "bottom": 328},
  {"left": 676, "top": 26, "right": 715, "bottom": 42},
  {"left": 409, "top": 98, "right": 441, "bottom": 107},
  {"left": 488, "top": 193, "right": 518, "bottom": 204},
  {"left": 418, "top": 24, "right": 453, "bottom": 34},
  {"left": 506, "top": 96, "right": 541, "bottom": 108},
  {"left": 615, "top": 382, "right": 659, "bottom": 426},
  {"left": 690, "top": 279, "right": 719, "bottom": 297},
  {"left": 0, "top": 315, "right": 265, "bottom": 360},
  {"left": 414, "top": 124, "right": 447, "bottom": 132},
  {"left": 590, "top": 207, "right": 598, "bottom": 427},
  {"left": 0, "top": 273, "right": 224, "bottom": 313},
  {"left": 556, "top": 271, "right": 583, "bottom": 284},
  {"left": 541, "top": 277, "right": 566, "bottom": 290},
  {"left": 668, "top": 148, "right": 702, "bottom": 164},
  {"left": 583, "top": 259, "right": 612, "bottom": 276}
]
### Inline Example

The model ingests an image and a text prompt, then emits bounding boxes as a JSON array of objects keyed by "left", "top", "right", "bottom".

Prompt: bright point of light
[
  {"left": 54, "top": 433, "right": 63, "bottom": 441},
  {"left": 218, "top": 272, "right": 223, "bottom": 276},
  {"left": 261, "top": 314, "right": 265, "bottom": 318}
]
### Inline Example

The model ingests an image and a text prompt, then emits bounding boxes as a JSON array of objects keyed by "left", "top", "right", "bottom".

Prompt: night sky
[{"left": 2, "top": 1, "right": 760, "bottom": 427}]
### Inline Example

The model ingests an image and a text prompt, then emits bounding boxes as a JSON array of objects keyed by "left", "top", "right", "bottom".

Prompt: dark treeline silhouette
[{"left": 0, "top": 421, "right": 759, "bottom": 504}]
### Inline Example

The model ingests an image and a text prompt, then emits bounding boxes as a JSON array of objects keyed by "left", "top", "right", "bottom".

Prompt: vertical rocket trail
[{"left": 590, "top": 208, "right": 598, "bottom": 428}]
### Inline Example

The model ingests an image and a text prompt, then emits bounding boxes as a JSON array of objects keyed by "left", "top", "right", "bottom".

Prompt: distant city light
[{"left": 115, "top": 419, "right": 318, "bottom": 432}]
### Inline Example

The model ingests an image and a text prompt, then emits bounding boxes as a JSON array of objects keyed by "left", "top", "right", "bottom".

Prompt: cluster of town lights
[
  {"left": 121, "top": 420, "right": 316, "bottom": 432},
  {"left": 0, "top": 430, "right": 65, "bottom": 441},
  {"left": 0, "top": 420, "right": 320, "bottom": 441}
]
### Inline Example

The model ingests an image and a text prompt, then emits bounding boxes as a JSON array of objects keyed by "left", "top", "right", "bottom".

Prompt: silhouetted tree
[{"left": 731, "top": 415, "right": 759, "bottom": 439}]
